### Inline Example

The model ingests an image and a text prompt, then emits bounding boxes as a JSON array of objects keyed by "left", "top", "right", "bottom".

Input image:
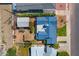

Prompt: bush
[
  {"left": 58, "top": 41, "right": 67, "bottom": 43},
  {"left": 6, "top": 47, "right": 16, "bottom": 56},
  {"left": 52, "top": 43, "right": 59, "bottom": 49},
  {"left": 57, "top": 51, "right": 69, "bottom": 56},
  {"left": 49, "top": 43, "right": 59, "bottom": 49},
  {"left": 19, "top": 47, "right": 29, "bottom": 56}
]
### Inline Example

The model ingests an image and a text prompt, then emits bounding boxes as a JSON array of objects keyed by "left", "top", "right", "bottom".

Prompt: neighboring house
[
  {"left": 31, "top": 45, "right": 57, "bottom": 56},
  {"left": 12, "top": 3, "right": 56, "bottom": 13},
  {"left": 31, "top": 45, "right": 45, "bottom": 56},
  {"left": 17, "top": 17, "right": 29, "bottom": 28},
  {"left": 14, "top": 17, "right": 34, "bottom": 43},
  {"left": 56, "top": 3, "right": 66, "bottom": 10}
]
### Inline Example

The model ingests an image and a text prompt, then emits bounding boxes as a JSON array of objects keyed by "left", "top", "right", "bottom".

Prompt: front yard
[{"left": 57, "top": 25, "right": 66, "bottom": 36}]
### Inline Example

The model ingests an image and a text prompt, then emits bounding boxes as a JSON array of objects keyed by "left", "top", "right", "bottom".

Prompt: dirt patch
[{"left": 57, "top": 15, "right": 66, "bottom": 28}]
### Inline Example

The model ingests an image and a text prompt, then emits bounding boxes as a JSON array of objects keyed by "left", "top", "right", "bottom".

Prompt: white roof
[
  {"left": 31, "top": 45, "right": 57, "bottom": 56},
  {"left": 17, "top": 17, "right": 29, "bottom": 27},
  {"left": 37, "top": 25, "right": 45, "bottom": 33},
  {"left": 31, "top": 45, "right": 45, "bottom": 56}
]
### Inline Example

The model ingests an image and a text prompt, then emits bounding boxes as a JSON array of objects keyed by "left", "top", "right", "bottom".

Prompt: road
[{"left": 70, "top": 4, "right": 79, "bottom": 56}]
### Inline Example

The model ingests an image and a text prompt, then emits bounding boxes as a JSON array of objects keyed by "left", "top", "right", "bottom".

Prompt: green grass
[
  {"left": 6, "top": 48, "right": 16, "bottom": 56},
  {"left": 57, "top": 51, "right": 69, "bottom": 56},
  {"left": 57, "top": 25, "right": 66, "bottom": 36}
]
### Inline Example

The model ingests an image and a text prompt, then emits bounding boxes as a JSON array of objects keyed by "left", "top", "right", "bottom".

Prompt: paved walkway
[{"left": 57, "top": 4, "right": 71, "bottom": 55}]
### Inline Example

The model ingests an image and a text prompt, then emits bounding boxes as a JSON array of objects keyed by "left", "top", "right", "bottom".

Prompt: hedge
[{"left": 16, "top": 13, "right": 56, "bottom": 17}]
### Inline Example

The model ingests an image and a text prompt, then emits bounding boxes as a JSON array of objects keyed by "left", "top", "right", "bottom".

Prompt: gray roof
[
  {"left": 13, "top": 3, "right": 55, "bottom": 11},
  {"left": 17, "top": 17, "right": 29, "bottom": 27}
]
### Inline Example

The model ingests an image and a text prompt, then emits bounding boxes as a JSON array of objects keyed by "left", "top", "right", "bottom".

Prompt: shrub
[
  {"left": 57, "top": 51, "right": 69, "bottom": 56},
  {"left": 58, "top": 41, "right": 67, "bottom": 43},
  {"left": 49, "top": 43, "right": 59, "bottom": 49},
  {"left": 52, "top": 43, "right": 59, "bottom": 49}
]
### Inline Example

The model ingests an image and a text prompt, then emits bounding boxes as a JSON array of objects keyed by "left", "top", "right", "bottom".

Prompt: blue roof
[{"left": 35, "top": 16, "right": 57, "bottom": 44}]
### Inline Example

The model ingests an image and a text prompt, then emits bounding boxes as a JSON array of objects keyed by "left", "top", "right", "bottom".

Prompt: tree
[{"left": 6, "top": 47, "right": 16, "bottom": 56}]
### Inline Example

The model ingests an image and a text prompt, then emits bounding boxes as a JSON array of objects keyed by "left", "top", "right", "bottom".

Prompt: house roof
[
  {"left": 31, "top": 45, "right": 57, "bottom": 56},
  {"left": 12, "top": 3, "right": 56, "bottom": 12},
  {"left": 35, "top": 16, "right": 57, "bottom": 44},
  {"left": 31, "top": 45, "right": 45, "bottom": 56},
  {"left": 17, "top": 17, "right": 29, "bottom": 27}
]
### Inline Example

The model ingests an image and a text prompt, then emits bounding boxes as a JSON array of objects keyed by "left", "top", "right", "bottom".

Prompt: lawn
[{"left": 57, "top": 25, "right": 66, "bottom": 36}]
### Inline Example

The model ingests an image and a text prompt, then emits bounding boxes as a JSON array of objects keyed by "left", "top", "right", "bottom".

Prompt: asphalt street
[{"left": 70, "top": 4, "right": 79, "bottom": 56}]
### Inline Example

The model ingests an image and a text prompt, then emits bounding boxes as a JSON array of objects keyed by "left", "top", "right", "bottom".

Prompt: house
[
  {"left": 14, "top": 17, "right": 35, "bottom": 43},
  {"left": 17, "top": 17, "right": 29, "bottom": 28},
  {"left": 35, "top": 16, "right": 57, "bottom": 44},
  {"left": 30, "top": 45, "right": 57, "bottom": 56}
]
